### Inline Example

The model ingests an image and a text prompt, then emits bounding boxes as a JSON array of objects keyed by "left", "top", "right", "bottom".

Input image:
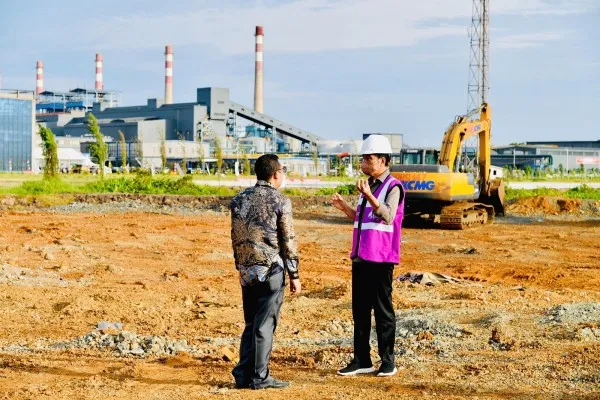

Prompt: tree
[
  {"left": 86, "top": 113, "right": 107, "bottom": 178},
  {"left": 352, "top": 143, "right": 360, "bottom": 174},
  {"left": 159, "top": 129, "right": 167, "bottom": 171},
  {"left": 214, "top": 137, "right": 223, "bottom": 175},
  {"left": 242, "top": 151, "right": 251, "bottom": 176},
  {"left": 178, "top": 132, "right": 187, "bottom": 174},
  {"left": 197, "top": 135, "right": 205, "bottom": 172},
  {"left": 136, "top": 133, "right": 144, "bottom": 168},
  {"left": 558, "top": 163, "right": 564, "bottom": 175},
  {"left": 118, "top": 130, "right": 127, "bottom": 172},
  {"left": 38, "top": 125, "right": 59, "bottom": 178},
  {"left": 312, "top": 146, "right": 319, "bottom": 176}
]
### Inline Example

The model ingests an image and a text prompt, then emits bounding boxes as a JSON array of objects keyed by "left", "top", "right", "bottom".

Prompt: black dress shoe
[
  {"left": 250, "top": 378, "right": 290, "bottom": 390},
  {"left": 235, "top": 381, "right": 250, "bottom": 389}
]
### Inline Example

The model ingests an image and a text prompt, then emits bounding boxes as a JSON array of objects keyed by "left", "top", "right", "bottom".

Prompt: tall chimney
[
  {"left": 164, "top": 45, "right": 173, "bottom": 104},
  {"left": 36, "top": 60, "right": 44, "bottom": 95},
  {"left": 254, "top": 26, "right": 264, "bottom": 113},
  {"left": 95, "top": 53, "right": 104, "bottom": 91}
]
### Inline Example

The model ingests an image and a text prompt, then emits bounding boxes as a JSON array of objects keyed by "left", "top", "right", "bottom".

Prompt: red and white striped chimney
[
  {"left": 36, "top": 60, "right": 44, "bottom": 95},
  {"left": 95, "top": 53, "right": 103, "bottom": 91},
  {"left": 254, "top": 26, "right": 264, "bottom": 113},
  {"left": 164, "top": 45, "right": 173, "bottom": 104}
]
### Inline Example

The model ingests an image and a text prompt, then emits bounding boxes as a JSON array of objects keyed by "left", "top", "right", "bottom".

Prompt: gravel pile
[
  {"left": 51, "top": 322, "right": 190, "bottom": 357},
  {"left": 541, "top": 303, "right": 600, "bottom": 325},
  {"left": 48, "top": 201, "right": 215, "bottom": 216},
  {"left": 0, "top": 263, "right": 69, "bottom": 287},
  {"left": 396, "top": 310, "right": 465, "bottom": 338},
  {"left": 579, "top": 327, "right": 600, "bottom": 341}
]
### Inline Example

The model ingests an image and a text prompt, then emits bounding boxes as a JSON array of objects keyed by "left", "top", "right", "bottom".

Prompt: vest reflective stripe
[{"left": 353, "top": 221, "right": 394, "bottom": 232}]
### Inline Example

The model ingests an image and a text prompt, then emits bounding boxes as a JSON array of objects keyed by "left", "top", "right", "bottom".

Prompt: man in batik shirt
[{"left": 230, "top": 153, "right": 301, "bottom": 390}]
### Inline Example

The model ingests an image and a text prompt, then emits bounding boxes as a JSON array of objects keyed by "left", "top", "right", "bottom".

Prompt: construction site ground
[{"left": 0, "top": 195, "right": 599, "bottom": 399}]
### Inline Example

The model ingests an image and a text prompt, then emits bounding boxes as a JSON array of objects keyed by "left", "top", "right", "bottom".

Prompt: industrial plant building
[
  {"left": 29, "top": 29, "right": 330, "bottom": 175},
  {"left": 0, "top": 90, "right": 38, "bottom": 173}
]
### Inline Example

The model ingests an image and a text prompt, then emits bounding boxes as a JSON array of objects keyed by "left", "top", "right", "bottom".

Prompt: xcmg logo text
[{"left": 400, "top": 180, "right": 436, "bottom": 190}]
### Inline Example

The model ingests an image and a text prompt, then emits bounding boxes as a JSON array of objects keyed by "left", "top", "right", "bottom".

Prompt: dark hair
[
  {"left": 374, "top": 154, "right": 391, "bottom": 166},
  {"left": 255, "top": 154, "right": 280, "bottom": 181}
]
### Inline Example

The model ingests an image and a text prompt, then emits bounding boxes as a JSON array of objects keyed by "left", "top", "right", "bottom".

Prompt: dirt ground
[{"left": 0, "top": 196, "right": 599, "bottom": 399}]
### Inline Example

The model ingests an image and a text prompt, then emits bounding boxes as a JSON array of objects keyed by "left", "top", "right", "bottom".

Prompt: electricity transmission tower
[
  {"left": 467, "top": 0, "right": 490, "bottom": 113},
  {"left": 460, "top": 0, "right": 490, "bottom": 174}
]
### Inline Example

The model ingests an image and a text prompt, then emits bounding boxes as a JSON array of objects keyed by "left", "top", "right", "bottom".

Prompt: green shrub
[
  {"left": 566, "top": 184, "right": 600, "bottom": 200},
  {"left": 84, "top": 174, "right": 237, "bottom": 196},
  {"left": 316, "top": 184, "right": 358, "bottom": 196},
  {"left": 282, "top": 188, "right": 308, "bottom": 196}
]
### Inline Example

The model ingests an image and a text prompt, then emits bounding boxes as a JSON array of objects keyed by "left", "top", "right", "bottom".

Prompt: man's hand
[
  {"left": 356, "top": 179, "right": 372, "bottom": 197},
  {"left": 357, "top": 179, "right": 381, "bottom": 210},
  {"left": 332, "top": 193, "right": 356, "bottom": 220},
  {"left": 331, "top": 193, "right": 347, "bottom": 211},
  {"left": 289, "top": 279, "right": 301, "bottom": 295}
]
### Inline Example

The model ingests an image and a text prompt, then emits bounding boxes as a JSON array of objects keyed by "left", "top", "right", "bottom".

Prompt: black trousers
[
  {"left": 352, "top": 260, "right": 396, "bottom": 366},
  {"left": 232, "top": 271, "right": 285, "bottom": 387}
]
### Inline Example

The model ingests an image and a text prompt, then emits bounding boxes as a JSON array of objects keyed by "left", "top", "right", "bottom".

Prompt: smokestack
[
  {"left": 36, "top": 60, "right": 44, "bottom": 95},
  {"left": 95, "top": 53, "right": 103, "bottom": 91},
  {"left": 164, "top": 45, "right": 173, "bottom": 104},
  {"left": 254, "top": 26, "right": 264, "bottom": 113}
]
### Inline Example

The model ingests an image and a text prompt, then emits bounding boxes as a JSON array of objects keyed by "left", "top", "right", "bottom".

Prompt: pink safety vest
[{"left": 350, "top": 174, "right": 405, "bottom": 263}]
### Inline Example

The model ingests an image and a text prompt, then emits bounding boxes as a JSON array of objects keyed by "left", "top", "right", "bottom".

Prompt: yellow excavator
[{"left": 391, "top": 103, "right": 505, "bottom": 229}]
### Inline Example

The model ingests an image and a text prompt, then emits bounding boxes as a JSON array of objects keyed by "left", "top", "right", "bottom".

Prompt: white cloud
[
  {"left": 496, "top": 32, "right": 567, "bottom": 49},
  {"left": 13, "top": 0, "right": 597, "bottom": 55}
]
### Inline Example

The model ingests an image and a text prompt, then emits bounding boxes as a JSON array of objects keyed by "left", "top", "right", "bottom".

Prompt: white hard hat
[{"left": 361, "top": 135, "right": 392, "bottom": 155}]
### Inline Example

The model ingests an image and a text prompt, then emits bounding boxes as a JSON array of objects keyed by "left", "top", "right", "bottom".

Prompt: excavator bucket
[{"left": 484, "top": 179, "right": 505, "bottom": 216}]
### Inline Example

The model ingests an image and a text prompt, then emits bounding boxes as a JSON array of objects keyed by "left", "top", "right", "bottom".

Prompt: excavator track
[{"left": 440, "top": 202, "right": 495, "bottom": 230}]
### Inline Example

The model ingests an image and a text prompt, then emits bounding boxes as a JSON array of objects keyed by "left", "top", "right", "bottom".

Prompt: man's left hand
[
  {"left": 290, "top": 279, "right": 301, "bottom": 295},
  {"left": 356, "top": 179, "right": 372, "bottom": 197}
]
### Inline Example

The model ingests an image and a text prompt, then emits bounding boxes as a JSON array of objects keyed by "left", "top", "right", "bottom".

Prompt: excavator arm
[{"left": 437, "top": 103, "right": 492, "bottom": 193}]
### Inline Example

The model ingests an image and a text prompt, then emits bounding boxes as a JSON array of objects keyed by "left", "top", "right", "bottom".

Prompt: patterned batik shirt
[{"left": 230, "top": 180, "right": 299, "bottom": 286}]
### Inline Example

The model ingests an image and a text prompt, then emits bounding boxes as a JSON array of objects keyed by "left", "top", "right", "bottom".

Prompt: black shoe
[
  {"left": 250, "top": 378, "right": 290, "bottom": 390},
  {"left": 234, "top": 381, "right": 250, "bottom": 389},
  {"left": 377, "top": 362, "right": 398, "bottom": 377},
  {"left": 337, "top": 360, "right": 376, "bottom": 376}
]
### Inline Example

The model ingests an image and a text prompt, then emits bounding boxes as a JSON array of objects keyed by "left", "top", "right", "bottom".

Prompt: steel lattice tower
[
  {"left": 459, "top": 0, "right": 489, "bottom": 174},
  {"left": 467, "top": 0, "right": 489, "bottom": 113}
]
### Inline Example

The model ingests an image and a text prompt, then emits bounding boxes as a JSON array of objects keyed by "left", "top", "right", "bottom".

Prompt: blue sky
[{"left": 1, "top": 0, "right": 598, "bottom": 147}]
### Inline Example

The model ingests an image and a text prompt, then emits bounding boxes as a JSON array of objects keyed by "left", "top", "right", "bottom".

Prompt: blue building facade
[{"left": 0, "top": 95, "right": 35, "bottom": 172}]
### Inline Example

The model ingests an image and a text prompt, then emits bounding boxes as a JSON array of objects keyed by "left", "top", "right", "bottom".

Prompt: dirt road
[{"left": 0, "top": 200, "right": 599, "bottom": 399}]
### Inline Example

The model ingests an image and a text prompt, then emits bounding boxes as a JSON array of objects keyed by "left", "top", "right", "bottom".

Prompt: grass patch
[
  {"left": 1, "top": 174, "right": 237, "bottom": 196},
  {"left": 505, "top": 184, "right": 600, "bottom": 201},
  {"left": 4, "top": 178, "right": 77, "bottom": 195}
]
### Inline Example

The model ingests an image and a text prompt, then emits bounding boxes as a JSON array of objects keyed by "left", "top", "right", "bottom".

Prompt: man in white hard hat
[{"left": 331, "top": 134, "right": 405, "bottom": 377}]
